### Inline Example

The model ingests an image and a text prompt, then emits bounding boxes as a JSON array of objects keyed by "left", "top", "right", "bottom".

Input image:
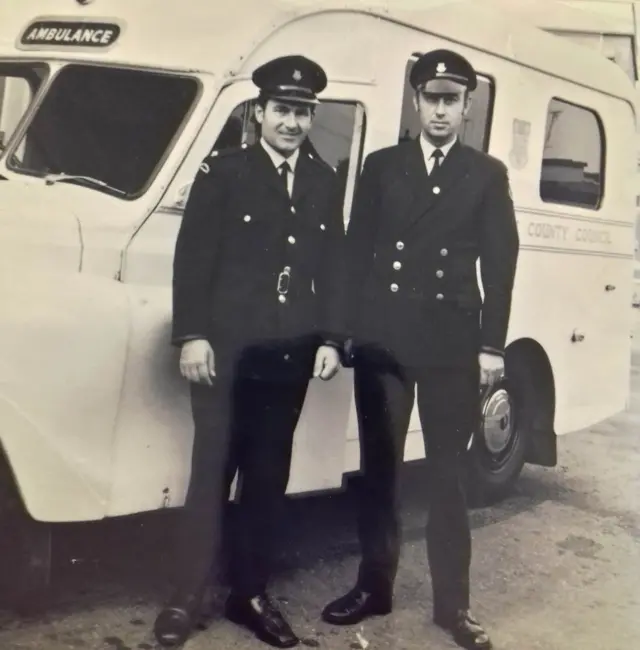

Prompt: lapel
[
  {"left": 291, "top": 150, "right": 318, "bottom": 204},
  {"left": 401, "top": 138, "right": 471, "bottom": 232},
  {"left": 251, "top": 143, "right": 290, "bottom": 202}
]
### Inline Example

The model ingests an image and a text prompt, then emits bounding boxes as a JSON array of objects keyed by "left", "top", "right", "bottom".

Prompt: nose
[
  {"left": 434, "top": 99, "right": 447, "bottom": 115},
  {"left": 282, "top": 112, "right": 298, "bottom": 129}
]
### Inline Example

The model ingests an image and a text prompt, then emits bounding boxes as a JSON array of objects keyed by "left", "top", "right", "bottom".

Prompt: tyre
[
  {"left": 0, "top": 461, "right": 52, "bottom": 616},
  {"left": 466, "top": 364, "right": 529, "bottom": 507}
]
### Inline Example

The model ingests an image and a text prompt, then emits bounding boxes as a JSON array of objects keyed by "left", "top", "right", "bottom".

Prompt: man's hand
[
  {"left": 479, "top": 351, "right": 504, "bottom": 387},
  {"left": 180, "top": 339, "right": 216, "bottom": 385},
  {"left": 313, "top": 345, "right": 341, "bottom": 381}
]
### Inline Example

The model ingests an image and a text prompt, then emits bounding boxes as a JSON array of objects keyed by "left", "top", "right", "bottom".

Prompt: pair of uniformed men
[{"left": 154, "top": 47, "right": 519, "bottom": 650}]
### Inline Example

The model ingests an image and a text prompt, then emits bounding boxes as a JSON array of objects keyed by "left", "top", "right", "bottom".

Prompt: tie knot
[
  {"left": 279, "top": 161, "right": 291, "bottom": 173},
  {"left": 431, "top": 148, "right": 443, "bottom": 161}
]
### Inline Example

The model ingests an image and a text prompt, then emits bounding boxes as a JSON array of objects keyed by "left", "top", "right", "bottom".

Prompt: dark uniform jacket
[
  {"left": 346, "top": 138, "right": 519, "bottom": 368},
  {"left": 172, "top": 143, "right": 346, "bottom": 380}
]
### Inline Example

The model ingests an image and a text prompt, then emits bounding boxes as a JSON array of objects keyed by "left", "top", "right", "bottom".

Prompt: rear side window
[
  {"left": 540, "top": 98, "right": 605, "bottom": 210},
  {"left": 398, "top": 55, "right": 494, "bottom": 152}
]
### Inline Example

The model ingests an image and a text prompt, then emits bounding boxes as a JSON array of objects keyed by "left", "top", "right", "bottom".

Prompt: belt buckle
[{"left": 277, "top": 266, "right": 291, "bottom": 295}]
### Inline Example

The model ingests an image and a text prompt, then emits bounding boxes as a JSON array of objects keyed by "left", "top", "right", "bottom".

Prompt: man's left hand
[
  {"left": 479, "top": 351, "right": 504, "bottom": 387},
  {"left": 313, "top": 345, "right": 341, "bottom": 380}
]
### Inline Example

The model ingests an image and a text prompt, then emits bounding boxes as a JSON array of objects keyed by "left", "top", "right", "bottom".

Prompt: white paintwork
[{"left": 0, "top": 0, "right": 635, "bottom": 521}]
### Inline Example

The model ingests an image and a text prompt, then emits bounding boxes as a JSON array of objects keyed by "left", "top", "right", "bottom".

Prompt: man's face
[
  {"left": 255, "top": 99, "right": 314, "bottom": 156},
  {"left": 413, "top": 79, "right": 471, "bottom": 145}
]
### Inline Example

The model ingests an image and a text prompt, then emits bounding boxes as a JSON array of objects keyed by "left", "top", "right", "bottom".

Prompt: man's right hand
[{"left": 179, "top": 339, "right": 216, "bottom": 385}]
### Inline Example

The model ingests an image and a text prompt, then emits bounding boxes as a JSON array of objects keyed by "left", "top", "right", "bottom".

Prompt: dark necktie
[
  {"left": 279, "top": 161, "right": 291, "bottom": 195},
  {"left": 430, "top": 148, "right": 443, "bottom": 173}
]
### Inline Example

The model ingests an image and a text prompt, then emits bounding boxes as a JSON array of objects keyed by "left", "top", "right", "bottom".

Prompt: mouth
[{"left": 430, "top": 122, "right": 449, "bottom": 129}]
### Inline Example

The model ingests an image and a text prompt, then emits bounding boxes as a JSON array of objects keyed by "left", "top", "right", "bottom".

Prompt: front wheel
[
  {"left": 0, "top": 465, "right": 52, "bottom": 616},
  {"left": 466, "top": 372, "right": 527, "bottom": 507}
]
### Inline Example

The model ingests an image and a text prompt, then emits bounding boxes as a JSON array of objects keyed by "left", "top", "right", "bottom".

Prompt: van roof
[{"left": 0, "top": 0, "right": 635, "bottom": 103}]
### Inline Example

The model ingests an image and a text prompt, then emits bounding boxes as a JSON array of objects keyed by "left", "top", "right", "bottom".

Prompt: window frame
[
  {"left": 398, "top": 54, "right": 496, "bottom": 153},
  {"left": 539, "top": 95, "right": 606, "bottom": 212},
  {"left": 5, "top": 62, "right": 203, "bottom": 201},
  {"left": 204, "top": 96, "right": 368, "bottom": 223}
]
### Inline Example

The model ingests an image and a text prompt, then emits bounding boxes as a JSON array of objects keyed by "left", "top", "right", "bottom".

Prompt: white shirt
[
  {"left": 419, "top": 133, "right": 457, "bottom": 175},
  {"left": 260, "top": 137, "right": 300, "bottom": 197}
]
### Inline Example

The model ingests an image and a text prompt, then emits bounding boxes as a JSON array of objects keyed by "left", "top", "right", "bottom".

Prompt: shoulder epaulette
[
  {"left": 197, "top": 143, "right": 250, "bottom": 175},
  {"left": 305, "top": 151, "right": 336, "bottom": 172},
  {"left": 208, "top": 142, "right": 250, "bottom": 160}
]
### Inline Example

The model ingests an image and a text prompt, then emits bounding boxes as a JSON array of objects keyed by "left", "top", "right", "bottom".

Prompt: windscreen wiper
[{"left": 44, "top": 173, "right": 127, "bottom": 196}]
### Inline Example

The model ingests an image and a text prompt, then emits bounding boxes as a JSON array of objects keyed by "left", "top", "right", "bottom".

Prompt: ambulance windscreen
[{"left": 7, "top": 64, "right": 199, "bottom": 198}]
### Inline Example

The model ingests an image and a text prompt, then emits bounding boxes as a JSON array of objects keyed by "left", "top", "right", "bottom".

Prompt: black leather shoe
[
  {"left": 225, "top": 593, "right": 299, "bottom": 648},
  {"left": 434, "top": 609, "right": 492, "bottom": 650},
  {"left": 153, "top": 591, "right": 205, "bottom": 647},
  {"left": 321, "top": 587, "right": 392, "bottom": 626}
]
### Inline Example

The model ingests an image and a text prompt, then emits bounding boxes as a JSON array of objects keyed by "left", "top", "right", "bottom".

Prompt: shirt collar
[
  {"left": 260, "top": 137, "right": 300, "bottom": 173},
  {"left": 419, "top": 133, "right": 457, "bottom": 164}
]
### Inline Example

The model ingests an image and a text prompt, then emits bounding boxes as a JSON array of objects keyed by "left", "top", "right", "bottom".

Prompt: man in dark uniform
[
  {"left": 321, "top": 49, "right": 519, "bottom": 650},
  {"left": 154, "top": 55, "right": 346, "bottom": 649}
]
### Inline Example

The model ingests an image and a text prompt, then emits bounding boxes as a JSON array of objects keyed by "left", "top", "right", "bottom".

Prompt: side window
[
  {"left": 540, "top": 98, "right": 604, "bottom": 210},
  {"left": 398, "top": 56, "right": 494, "bottom": 151},
  {"left": 211, "top": 99, "right": 367, "bottom": 219},
  {"left": 0, "top": 64, "right": 46, "bottom": 156}
]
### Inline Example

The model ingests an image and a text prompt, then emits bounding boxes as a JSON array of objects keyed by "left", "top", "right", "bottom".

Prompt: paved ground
[{"left": 1, "top": 327, "right": 639, "bottom": 649}]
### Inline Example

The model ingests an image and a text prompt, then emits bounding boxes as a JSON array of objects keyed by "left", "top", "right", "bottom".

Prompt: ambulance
[{"left": 0, "top": 0, "right": 635, "bottom": 610}]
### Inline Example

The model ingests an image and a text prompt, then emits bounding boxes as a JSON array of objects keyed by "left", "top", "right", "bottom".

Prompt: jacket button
[
  {"left": 436, "top": 269, "right": 444, "bottom": 278},
  {"left": 291, "top": 206, "right": 296, "bottom": 214},
  {"left": 278, "top": 295, "right": 287, "bottom": 303},
  {"left": 320, "top": 224, "right": 326, "bottom": 230},
  {"left": 284, "top": 353, "right": 291, "bottom": 360},
  {"left": 390, "top": 283, "right": 399, "bottom": 292},
  {"left": 433, "top": 186, "right": 441, "bottom": 194},
  {"left": 440, "top": 248, "right": 448, "bottom": 256},
  {"left": 243, "top": 215, "right": 251, "bottom": 222},
  {"left": 396, "top": 241, "right": 404, "bottom": 250},
  {"left": 288, "top": 236, "right": 296, "bottom": 244},
  {"left": 436, "top": 293, "right": 444, "bottom": 300},
  {"left": 393, "top": 261, "right": 402, "bottom": 270}
]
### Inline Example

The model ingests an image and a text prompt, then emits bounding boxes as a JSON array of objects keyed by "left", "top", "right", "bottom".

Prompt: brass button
[
  {"left": 440, "top": 248, "right": 448, "bottom": 256},
  {"left": 291, "top": 206, "right": 296, "bottom": 214},
  {"left": 436, "top": 293, "right": 444, "bottom": 300},
  {"left": 433, "top": 186, "right": 441, "bottom": 194},
  {"left": 436, "top": 269, "right": 444, "bottom": 278},
  {"left": 320, "top": 224, "right": 326, "bottom": 230},
  {"left": 288, "top": 236, "right": 296, "bottom": 244},
  {"left": 284, "top": 353, "right": 290, "bottom": 360},
  {"left": 278, "top": 295, "right": 287, "bottom": 303},
  {"left": 393, "top": 261, "right": 402, "bottom": 271},
  {"left": 390, "top": 283, "right": 399, "bottom": 292},
  {"left": 396, "top": 241, "right": 405, "bottom": 251},
  {"left": 243, "top": 215, "right": 251, "bottom": 222}
]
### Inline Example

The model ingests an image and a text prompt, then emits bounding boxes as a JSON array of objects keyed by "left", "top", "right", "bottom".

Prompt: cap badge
[
  {"left": 436, "top": 62, "right": 447, "bottom": 74},
  {"left": 292, "top": 69, "right": 302, "bottom": 81}
]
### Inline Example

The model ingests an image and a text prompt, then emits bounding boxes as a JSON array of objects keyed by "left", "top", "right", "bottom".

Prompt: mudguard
[{"left": 0, "top": 268, "right": 130, "bottom": 522}]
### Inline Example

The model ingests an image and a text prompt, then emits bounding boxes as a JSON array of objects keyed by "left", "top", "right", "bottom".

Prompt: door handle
[{"left": 571, "top": 330, "right": 585, "bottom": 343}]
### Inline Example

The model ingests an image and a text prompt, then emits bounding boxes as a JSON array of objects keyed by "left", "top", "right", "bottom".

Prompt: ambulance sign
[{"left": 19, "top": 20, "right": 121, "bottom": 50}]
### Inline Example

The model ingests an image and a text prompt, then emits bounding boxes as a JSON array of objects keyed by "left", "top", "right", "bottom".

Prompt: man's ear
[
  {"left": 254, "top": 103, "right": 265, "bottom": 124},
  {"left": 463, "top": 93, "right": 472, "bottom": 117}
]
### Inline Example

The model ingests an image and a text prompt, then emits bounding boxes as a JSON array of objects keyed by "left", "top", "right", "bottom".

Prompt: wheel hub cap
[{"left": 481, "top": 388, "right": 514, "bottom": 454}]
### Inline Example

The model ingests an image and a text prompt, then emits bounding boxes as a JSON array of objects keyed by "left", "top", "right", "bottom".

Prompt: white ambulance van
[{"left": 0, "top": 0, "right": 635, "bottom": 609}]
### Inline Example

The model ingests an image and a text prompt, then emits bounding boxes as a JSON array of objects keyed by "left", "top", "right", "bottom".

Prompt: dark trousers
[
  {"left": 171, "top": 374, "right": 309, "bottom": 600},
  {"left": 353, "top": 353, "right": 479, "bottom": 616}
]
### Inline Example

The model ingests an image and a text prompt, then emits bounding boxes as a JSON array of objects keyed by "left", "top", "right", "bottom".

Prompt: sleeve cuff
[
  {"left": 172, "top": 334, "right": 208, "bottom": 347},
  {"left": 480, "top": 345, "right": 504, "bottom": 357}
]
